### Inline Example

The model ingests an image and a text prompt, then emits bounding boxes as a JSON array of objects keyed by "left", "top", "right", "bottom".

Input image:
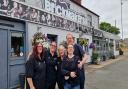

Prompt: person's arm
[
  {"left": 61, "top": 60, "right": 77, "bottom": 79},
  {"left": 27, "top": 50, "right": 33, "bottom": 60},
  {"left": 27, "top": 78, "right": 35, "bottom": 89},
  {"left": 81, "top": 53, "right": 88, "bottom": 65},
  {"left": 26, "top": 57, "right": 35, "bottom": 89},
  {"left": 77, "top": 44, "right": 88, "bottom": 68}
]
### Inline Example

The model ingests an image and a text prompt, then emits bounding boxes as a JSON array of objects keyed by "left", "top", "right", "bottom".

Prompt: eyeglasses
[
  {"left": 37, "top": 46, "right": 42, "bottom": 48},
  {"left": 68, "top": 47, "right": 73, "bottom": 49},
  {"left": 50, "top": 44, "right": 56, "bottom": 47}
]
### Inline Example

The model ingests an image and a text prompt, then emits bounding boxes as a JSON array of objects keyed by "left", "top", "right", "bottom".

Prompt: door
[
  {"left": 47, "top": 34, "right": 58, "bottom": 42},
  {"left": 0, "top": 29, "right": 8, "bottom": 89}
]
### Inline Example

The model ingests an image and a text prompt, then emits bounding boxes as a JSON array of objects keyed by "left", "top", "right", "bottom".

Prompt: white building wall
[
  {"left": 25, "top": 0, "right": 43, "bottom": 8},
  {"left": 26, "top": 22, "right": 79, "bottom": 51},
  {"left": 70, "top": 2, "right": 99, "bottom": 29},
  {"left": 114, "top": 40, "right": 119, "bottom": 56}
]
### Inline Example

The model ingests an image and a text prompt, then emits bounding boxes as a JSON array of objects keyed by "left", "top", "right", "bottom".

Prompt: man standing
[{"left": 64, "top": 33, "right": 88, "bottom": 89}]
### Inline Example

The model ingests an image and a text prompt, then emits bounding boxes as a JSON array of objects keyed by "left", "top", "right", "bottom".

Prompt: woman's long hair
[{"left": 31, "top": 43, "right": 45, "bottom": 60}]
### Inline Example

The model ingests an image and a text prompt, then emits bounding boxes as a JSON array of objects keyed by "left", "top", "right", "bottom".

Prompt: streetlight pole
[
  {"left": 121, "top": 0, "right": 127, "bottom": 39},
  {"left": 121, "top": 0, "right": 123, "bottom": 39}
]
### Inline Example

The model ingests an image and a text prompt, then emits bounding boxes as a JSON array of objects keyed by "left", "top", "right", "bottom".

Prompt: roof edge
[{"left": 70, "top": 0, "right": 100, "bottom": 17}]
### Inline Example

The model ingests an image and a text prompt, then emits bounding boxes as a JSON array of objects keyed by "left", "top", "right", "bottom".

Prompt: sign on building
[{"left": 44, "top": 0, "right": 86, "bottom": 25}]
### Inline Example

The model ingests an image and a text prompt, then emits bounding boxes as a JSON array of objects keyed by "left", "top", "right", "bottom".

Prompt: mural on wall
[
  {"left": 0, "top": 0, "right": 96, "bottom": 35},
  {"left": 44, "top": 0, "right": 86, "bottom": 25}
]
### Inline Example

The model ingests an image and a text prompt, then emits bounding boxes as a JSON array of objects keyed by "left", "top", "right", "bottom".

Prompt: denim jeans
[{"left": 64, "top": 82, "right": 80, "bottom": 89}]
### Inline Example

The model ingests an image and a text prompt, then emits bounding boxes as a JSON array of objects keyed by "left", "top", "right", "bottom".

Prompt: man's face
[{"left": 66, "top": 35, "right": 74, "bottom": 45}]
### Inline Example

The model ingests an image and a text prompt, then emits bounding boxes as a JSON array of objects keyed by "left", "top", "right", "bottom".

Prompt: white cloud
[{"left": 82, "top": 0, "right": 128, "bottom": 38}]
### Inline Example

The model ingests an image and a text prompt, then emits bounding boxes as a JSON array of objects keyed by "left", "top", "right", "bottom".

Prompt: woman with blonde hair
[{"left": 57, "top": 45, "right": 66, "bottom": 89}]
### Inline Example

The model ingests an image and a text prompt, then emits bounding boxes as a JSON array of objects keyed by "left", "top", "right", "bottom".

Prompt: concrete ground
[{"left": 85, "top": 52, "right": 128, "bottom": 89}]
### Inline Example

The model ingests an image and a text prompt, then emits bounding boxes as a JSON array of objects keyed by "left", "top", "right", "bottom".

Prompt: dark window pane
[{"left": 11, "top": 32, "right": 24, "bottom": 57}]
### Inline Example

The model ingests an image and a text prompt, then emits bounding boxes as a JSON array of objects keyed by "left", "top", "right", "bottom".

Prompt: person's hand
[
  {"left": 65, "top": 76, "right": 69, "bottom": 80},
  {"left": 30, "top": 86, "right": 35, "bottom": 89},
  {"left": 70, "top": 72, "right": 76, "bottom": 78},
  {"left": 78, "top": 61, "right": 83, "bottom": 69}
]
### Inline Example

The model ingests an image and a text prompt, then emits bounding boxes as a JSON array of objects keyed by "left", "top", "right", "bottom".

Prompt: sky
[{"left": 82, "top": 0, "right": 128, "bottom": 38}]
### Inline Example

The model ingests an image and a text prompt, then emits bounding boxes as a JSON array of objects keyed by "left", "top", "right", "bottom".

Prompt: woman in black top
[
  {"left": 26, "top": 43, "right": 46, "bottom": 89},
  {"left": 46, "top": 41, "right": 58, "bottom": 89},
  {"left": 62, "top": 44, "right": 80, "bottom": 89},
  {"left": 57, "top": 45, "right": 66, "bottom": 89}
]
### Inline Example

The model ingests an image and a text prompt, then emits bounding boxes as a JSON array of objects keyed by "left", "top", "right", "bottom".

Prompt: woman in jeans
[{"left": 62, "top": 44, "right": 80, "bottom": 89}]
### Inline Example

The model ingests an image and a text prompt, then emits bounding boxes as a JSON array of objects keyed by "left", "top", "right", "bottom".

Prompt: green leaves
[{"left": 100, "top": 22, "right": 120, "bottom": 35}]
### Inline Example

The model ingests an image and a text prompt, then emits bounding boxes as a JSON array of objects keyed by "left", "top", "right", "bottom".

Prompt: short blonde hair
[{"left": 58, "top": 45, "right": 65, "bottom": 57}]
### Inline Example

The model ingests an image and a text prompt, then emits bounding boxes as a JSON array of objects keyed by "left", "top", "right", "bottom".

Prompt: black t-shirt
[
  {"left": 57, "top": 57, "right": 63, "bottom": 77},
  {"left": 62, "top": 56, "right": 80, "bottom": 86},
  {"left": 45, "top": 50, "right": 58, "bottom": 83},
  {"left": 74, "top": 44, "right": 85, "bottom": 60},
  {"left": 26, "top": 55, "right": 46, "bottom": 89}
]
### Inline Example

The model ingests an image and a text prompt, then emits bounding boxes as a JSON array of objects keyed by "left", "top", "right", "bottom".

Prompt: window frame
[{"left": 9, "top": 30, "right": 25, "bottom": 60}]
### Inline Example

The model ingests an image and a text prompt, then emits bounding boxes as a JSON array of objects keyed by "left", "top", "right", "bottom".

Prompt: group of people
[{"left": 26, "top": 33, "right": 88, "bottom": 89}]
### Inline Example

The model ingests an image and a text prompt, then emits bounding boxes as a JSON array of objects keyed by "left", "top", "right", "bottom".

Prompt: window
[
  {"left": 115, "top": 41, "right": 119, "bottom": 50},
  {"left": 87, "top": 15, "right": 92, "bottom": 27},
  {"left": 11, "top": 32, "right": 24, "bottom": 57}
]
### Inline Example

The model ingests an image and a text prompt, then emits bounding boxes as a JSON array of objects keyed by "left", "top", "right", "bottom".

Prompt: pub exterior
[{"left": 0, "top": 0, "right": 120, "bottom": 89}]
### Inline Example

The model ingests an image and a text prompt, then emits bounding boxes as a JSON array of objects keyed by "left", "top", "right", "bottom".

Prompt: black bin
[{"left": 19, "top": 73, "right": 26, "bottom": 89}]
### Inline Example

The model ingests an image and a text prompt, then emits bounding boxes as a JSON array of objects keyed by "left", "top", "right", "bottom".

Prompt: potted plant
[{"left": 91, "top": 52, "right": 100, "bottom": 64}]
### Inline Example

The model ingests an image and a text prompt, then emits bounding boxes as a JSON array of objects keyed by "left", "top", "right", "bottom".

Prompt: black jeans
[
  {"left": 57, "top": 80, "right": 64, "bottom": 89},
  {"left": 46, "top": 82, "right": 56, "bottom": 89},
  {"left": 79, "top": 69, "right": 85, "bottom": 89}
]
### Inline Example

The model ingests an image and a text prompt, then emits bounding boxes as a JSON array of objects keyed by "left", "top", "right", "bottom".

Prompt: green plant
[
  {"left": 92, "top": 52, "right": 99, "bottom": 64},
  {"left": 79, "top": 38, "right": 88, "bottom": 46},
  {"left": 109, "top": 43, "right": 114, "bottom": 48}
]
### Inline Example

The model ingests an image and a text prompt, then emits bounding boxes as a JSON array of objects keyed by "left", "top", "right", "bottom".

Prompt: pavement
[
  {"left": 85, "top": 52, "right": 128, "bottom": 89},
  {"left": 85, "top": 52, "right": 128, "bottom": 74}
]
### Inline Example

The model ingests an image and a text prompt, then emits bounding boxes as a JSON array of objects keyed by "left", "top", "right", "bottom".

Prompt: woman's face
[
  {"left": 50, "top": 42, "right": 57, "bottom": 53},
  {"left": 67, "top": 45, "right": 74, "bottom": 54},
  {"left": 37, "top": 43, "right": 43, "bottom": 54},
  {"left": 58, "top": 46, "right": 65, "bottom": 57}
]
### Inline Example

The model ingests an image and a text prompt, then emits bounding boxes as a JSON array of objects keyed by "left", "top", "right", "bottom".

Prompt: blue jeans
[{"left": 64, "top": 83, "right": 80, "bottom": 89}]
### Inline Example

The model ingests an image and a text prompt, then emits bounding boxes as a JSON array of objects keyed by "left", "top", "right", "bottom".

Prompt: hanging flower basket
[
  {"left": 31, "top": 32, "right": 50, "bottom": 49},
  {"left": 79, "top": 38, "right": 88, "bottom": 46},
  {"left": 89, "top": 43, "right": 95, "bottom": 49}
]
